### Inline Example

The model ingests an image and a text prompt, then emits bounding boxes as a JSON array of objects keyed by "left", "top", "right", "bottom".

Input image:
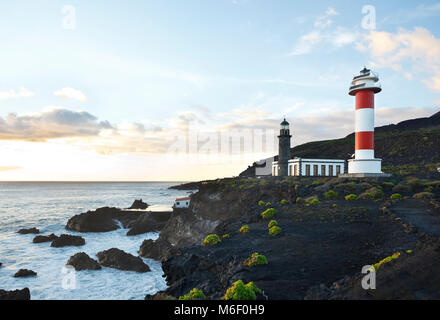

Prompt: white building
[
  {"left": 174, "top": 196, "right": 191, "bottom": 208},
  {"left": 272, "top": 158, "right": 345, "bottom": 177}
]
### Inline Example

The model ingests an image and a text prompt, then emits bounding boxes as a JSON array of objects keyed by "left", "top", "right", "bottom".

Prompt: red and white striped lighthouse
[{"left": 347, "top": 67, "right": 385, "bottom": 175}]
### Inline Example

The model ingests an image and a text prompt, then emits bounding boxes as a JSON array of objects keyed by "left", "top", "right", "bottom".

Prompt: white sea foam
[{"left": 0, "top": 182, "right": 187, "bottom": 300}]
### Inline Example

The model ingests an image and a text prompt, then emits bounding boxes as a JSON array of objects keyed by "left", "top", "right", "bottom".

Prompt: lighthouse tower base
[{"left": 339, "top": 158, "right": 391, "bottom": 178}]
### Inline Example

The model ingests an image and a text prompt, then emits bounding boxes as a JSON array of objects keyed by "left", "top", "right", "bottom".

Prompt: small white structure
[
  {"left": 255, "top": 156, "right": 275, "bottom": 176},
  {"left": 273, "top": 158, "right": 345, "bottom": 177},
  {"left": 174, "top": 197, "right": 191, "bottom": 208}
]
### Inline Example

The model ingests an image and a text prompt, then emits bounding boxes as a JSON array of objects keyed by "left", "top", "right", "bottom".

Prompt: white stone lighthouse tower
[{"left": 345, "top": 67, "right": 390, "bottom": 177}]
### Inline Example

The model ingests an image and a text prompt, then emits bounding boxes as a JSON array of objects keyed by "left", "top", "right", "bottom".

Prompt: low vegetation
[
  {"left": 222, "top": 280, "right": 262, "bottom": 300},
  {"left": 390, "top": 193, "right": 403, "bottom": 200},
  {"left": 372, "top": 252, "right": 401, "bottom": 271},
  {"left": 203, "top": 234, "right": 221, "bottom": 246},
  {"left": 268, "top": 220, "right": 278, "bottom": 228},
  {"left": 240, "top": 225, "right": 250, "bottom": 234},
  {"left": 244, "top": 252, "right": 268, "bottom": 267},
  {"left": 178, "top": 288, "right": 206, "bottom": 300},
  {"left": 324, "top": 190, "right": 338, "bottom": 199},
  {"left": 345, "top": 194, "right": 358, "bottom": 201},
  {"left": 261, "top": 208, "right": 276, "bottom": 219},
  {"left": 413, "top": 192, "right": 434, "bottom": 199},
  {"left": 269, "top": 226, "right": 282, "bottom": 236}
]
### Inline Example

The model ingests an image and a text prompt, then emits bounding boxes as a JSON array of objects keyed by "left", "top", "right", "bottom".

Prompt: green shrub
[
  {"left": 265, "top": 202, "right": 272, "bottom": 207},
  {"left": 222, "top": 280, "right": 262, "bottom": 300},
  {"left": 296, "top": 197, "right": 302, "bottom": 203},
  {"left": 240, "top": 225, "right": 250, "bottom": 234},
  {"left": 268, "top": 220, "right": 278, "bottom": 228},
  {"left": 280, "top": 199, "right": 288, "bottom": 204},
  {"left": 413, "top": 192, "right": 434, "bottom": 199},
  {"left": 390, "top": 193, "right": 402, "bottom": 200},
  {"left": 244, "top": 253, "right": 268, "bottom": 267},
  {"left": 261, "top": 208, "right": 276, "bottom": 219},
  {"left": 305, "top": 196, "right": 320, "bottom": 205},
  {"left": 332, "top": 203, "right": 338, "bottom": 208},
  {"left": 382, "top": 181, "right": 395, "bottom": 187},
  {"left": 324, "top": 190, "right": 338, "bottom": 199},
  {"left": 359, "top": 192, "right": 374, "bottom": 200},
  {"left": 269, "top": 226, "right": 282, "bottom": 236},
  {"left": 345, "top": 194, "right": 358, "bottom": 201},
  {"left": 424, "top": 186, "right": 434, "bottom": 193},
  {"left": 373, "top": 252, "right": 401, "bottom": 271},
  {"left": 364, "top": 187, "right": 384, "bottom": 199},
  {"left": 178, "top": 288, "right": 206, "bottom": 300},
  {"left": 222, "top": 234, "right": 231, "bottom": 239},
  {"left": 258, "top": 200, "right": 265, "bottom": 206},
  {"left": 203, "top": 234, "right": 221, "bottom": 246}
]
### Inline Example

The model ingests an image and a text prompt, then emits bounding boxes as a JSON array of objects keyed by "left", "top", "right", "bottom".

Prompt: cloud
[
  {"left": 289, "top": 7, "right": 357, "bottom": 56},
  {"left": 0, "top": 107, "right": 112, "bottom": 142},
  {"left": 0, "top": 166, "right": 21, "bottom": 172},
  {"left": 359, "top": 27, "right": 440, "bottom": 92},
  {"left": 54, "top": 87, "right": 87, "bottom": 102},
  {"left": 314, "top": 7, "right": 339, "bottom": 29},
  {"left": 0, "top": 87, "right": 35, "bottom": 100}
]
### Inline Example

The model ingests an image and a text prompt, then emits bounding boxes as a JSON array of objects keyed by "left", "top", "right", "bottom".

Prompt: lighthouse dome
[{"left": 349, "top": 67, "right": 382, "bottom": 96}]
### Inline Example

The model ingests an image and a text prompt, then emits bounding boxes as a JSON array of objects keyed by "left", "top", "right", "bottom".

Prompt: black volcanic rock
[
  {"left": 96, "top": 248, "right": 150, "bottom": 272},
  {"left": 17, "top": 227, "right": 39, "bottom": 234},
  {"left": 150, "top": 175, "right": 440, "bottom": 300},
  {"left": 138, "top": 238, "right": 178, "bottom": 261},
  {"left": 50, "top": 234, "right": 85, "bottom": 247},
  {"left": 128, "top": 199, "right": 149, "bottom": 210},
  {"left": 66, "top": 252, "right": 101, "bottom": 271},
  {"left": 66, "top": 207, "right": 143, "bottom": 233},
  {"left": 33, "top": 233, "right": 58, "bottom": 243},
  {"left": 305, "top": 237, "right": 440, "bottom": 300},
  {"left": 126, "top": 211, "right": 171, "bottom": 236},
  {"left": 0, "top": 288, "right": 30, "bottom": 300},
  {"left": 14, "top": 269, "right": 37, "bottom": 278}
]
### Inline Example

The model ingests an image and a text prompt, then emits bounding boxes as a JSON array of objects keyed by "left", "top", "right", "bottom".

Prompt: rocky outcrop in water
[
  {"left": 126, "top": 211, "right": 171, "bottom": 236},
  {"left": 17, "top": 227, "right": 39, "bottom": 234},
  {"left": 66, "top": 206, "right": 170, "bottom": 235},
  {"left": 138, "top": 238, "right": 178, "bottom": 261},
  {"left": 0, "top": 288, "right": 30, "bottom": 300},
  {"left": 50, "top": 234, "right": 85, "bottom": 247},
  {"left": 66, "top": 252, "right": 101, "bottom": 271},
  {"left": 14, "top": 269, "right": 37, "bottom": 278},
  {"left": 66, "top": 207, "right": 129, "bottom": 232},
  {"left": 96, "top": 248, "right": 150, "bottom": 272},
  {"left": 33, "top": 233, "right": 58, "bottom": 243},
  {"left": 128, "top": 199, "right": 149, "bottom": 209}
]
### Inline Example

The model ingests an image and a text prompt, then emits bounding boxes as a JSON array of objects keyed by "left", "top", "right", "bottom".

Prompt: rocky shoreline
[
  {"left": 3, "top": 175, "right": 440, "bottom": 300},
  {"left": 147, "top": 176, "right": 440, "bottom": 300}
]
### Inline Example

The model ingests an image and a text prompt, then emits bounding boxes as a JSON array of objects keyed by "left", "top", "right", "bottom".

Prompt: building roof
[
  {"left": 175, "top": 197, "right": 191, "bottom": 201},
  {"left": 280, "top": 118, "right": 289, "bottom": 125}
]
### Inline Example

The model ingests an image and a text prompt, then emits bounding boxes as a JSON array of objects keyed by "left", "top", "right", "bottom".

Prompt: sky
[{"left": 0, "top": 0, "right": 439, "bottom": 181}]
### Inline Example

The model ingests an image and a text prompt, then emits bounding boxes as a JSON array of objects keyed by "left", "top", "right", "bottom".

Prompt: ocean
[{"left": 0, "top": 182, "right": 190, "bottom": 300}]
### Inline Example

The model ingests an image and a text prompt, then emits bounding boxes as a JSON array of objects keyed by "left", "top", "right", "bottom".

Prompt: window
[
  {"left": 313, "top": 165, "right": 318, "bottom": 176},
  {"left": 305, "top": 164, "right": 310, "bottom": 176},
  {"left": 321, "top": 165, "right": 326, "bottom": 176},
  {"left": 329, "top": 165, "right": 333, "bottom": 176},
  {"left": 176, "top": 202, "right": 180, "bottom": 205},
  {"left": 336, "top": 165, "right": 341, "bottom": 175}
]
